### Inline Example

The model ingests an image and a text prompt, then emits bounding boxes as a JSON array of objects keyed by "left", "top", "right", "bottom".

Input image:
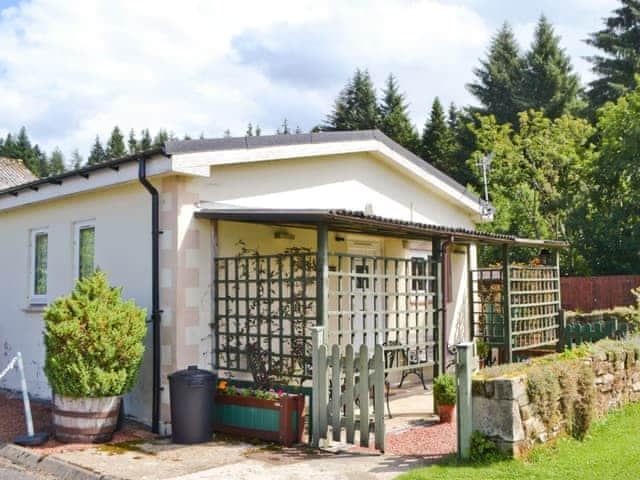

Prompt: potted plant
[
  {"left": 433, "top": 373, "right": 456, "bottom": 423},
  {"left": 44, "top": 271, "right": 147, "bottom": 443},
  {"left": 476, "top": 340, "right": 490, "bottom": 369}
]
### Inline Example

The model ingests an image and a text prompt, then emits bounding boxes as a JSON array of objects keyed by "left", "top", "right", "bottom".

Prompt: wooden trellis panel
[
  {"left": 326, "top": 253, "right": 441, "bottom": 374},
  {"left": 470, "top": 264, "right": 561, "bottom": 360},
  {"left": 311, "top": 328, "right": 385, "bottom": 452},
  {"left": 213, "top": 251, "right": 317, "bottom": 379}
]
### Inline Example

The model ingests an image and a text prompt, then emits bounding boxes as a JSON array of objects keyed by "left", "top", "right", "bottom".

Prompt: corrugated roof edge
[
  {"left": 0, "top": 147, "right": 166, "bottom": 197},
  {"left": 165, "top": 129, "right": 482, "bottom": 206}
]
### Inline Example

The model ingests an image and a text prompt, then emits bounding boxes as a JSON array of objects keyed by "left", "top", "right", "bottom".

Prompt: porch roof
[{"left": 194, "top": 208, "right": 567, "bottom": 248}]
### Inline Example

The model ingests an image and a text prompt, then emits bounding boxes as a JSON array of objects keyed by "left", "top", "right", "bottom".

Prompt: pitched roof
[
  {"left": 0, "top": 157, "right": 37, "bottom": 189},
  {"left": 165, "top": 129, "right": 482, "bottom": 208}
]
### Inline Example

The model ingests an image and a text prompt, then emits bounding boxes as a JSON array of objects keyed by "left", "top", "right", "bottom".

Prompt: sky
[{"left": 0, "top": 0, "right": 619, "bottom": 160}]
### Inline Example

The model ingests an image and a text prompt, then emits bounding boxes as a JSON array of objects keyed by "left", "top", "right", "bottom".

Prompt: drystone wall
[{"left": 472, "top": 345, "right": 640, "bottom": 457}]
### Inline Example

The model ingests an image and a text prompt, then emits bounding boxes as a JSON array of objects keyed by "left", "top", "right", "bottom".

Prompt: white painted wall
[
  {"left": 0, "top": 181, "right": 155, "bottom": 424},
  {"left": 191, "top": 152, "right": 476, "bottom": 228}
]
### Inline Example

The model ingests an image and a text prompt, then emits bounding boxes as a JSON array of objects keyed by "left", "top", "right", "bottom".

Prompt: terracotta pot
[
  {"left": 438, "top": 404, "right": 455, "bottom": 423},
  {"left": 53, "top": 395, "right": 121, "bottom": 443}
]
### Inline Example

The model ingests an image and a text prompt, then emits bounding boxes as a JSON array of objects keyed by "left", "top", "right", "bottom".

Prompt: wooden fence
[
  {"left": 311, "top": 328, "right": 385, "bottom": 452},
  {"left": 558, "top": 313, "right": 629, "bottom": 350},
  {"left": 561, "top": 275, "right": 640, "bottom": 312}
]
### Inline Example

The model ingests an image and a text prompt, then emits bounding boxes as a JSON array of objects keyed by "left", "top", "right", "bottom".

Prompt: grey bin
[{"left": 168, "top": 365, "right": 216, "bottom": 444}]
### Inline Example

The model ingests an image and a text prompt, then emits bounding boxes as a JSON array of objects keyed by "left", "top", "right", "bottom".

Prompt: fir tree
[
  {"left": 379, "top": 74, "right": 420, "bottom": 152},
  {"left": 255, "top": 125, "right": 262, "bottom": 136},
  {"left": 105, "top": 126, "right": 126, "bottom": 159},
  {"left": 586, "top": 0, "right": 640, "bottom": 108},
  {"left": 421, "top": 98, "right": 458, "bottom": 176},
  {"left": 34, "top": 145, "right": 49, "bottom": 178},
  {"left": 324, "top": 69, "right": 379, "bottom": 130},
  {"left": 278, "top": 118, "right": 291, "bottom": 134},
  {"left": 467, "top": 23, "right": 524, "bottom": 125},
  {"left": 87, "top": 136, "right": 107, "bottom": 166},
  {"left": 49, "top": 148, "right": 65, "bottom": 175},
  {"left": 127, "top": 129, "right": 138, "bottom": 154},
  {"left": 246, "top": 123, "right": 254, "bottom": 136},
  {"left": 152, "top": 129, "right": 169, "bottom": 148},
  {"left": 139, "top": 129, "right": 152, "bottom": 150},
  {"left": 521, "top": 15, "right": 580, "bottom": 118},
  {"left": 71, "top": 149, "right": 83, "bottom": 170}
]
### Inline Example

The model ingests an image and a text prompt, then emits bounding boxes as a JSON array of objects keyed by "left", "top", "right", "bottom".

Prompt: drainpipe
[{"left": 138, "top": 157, "right": 161, "bottom": 434}]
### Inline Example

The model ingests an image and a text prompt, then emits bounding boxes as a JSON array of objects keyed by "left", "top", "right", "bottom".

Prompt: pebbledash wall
[{"left": 471, "top": 343, "right": 640, "bottom": 456}]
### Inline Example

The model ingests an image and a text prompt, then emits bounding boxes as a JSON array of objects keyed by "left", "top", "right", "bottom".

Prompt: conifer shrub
[{"left": 43, "top": 271, "right": 147, "bottom": 397}]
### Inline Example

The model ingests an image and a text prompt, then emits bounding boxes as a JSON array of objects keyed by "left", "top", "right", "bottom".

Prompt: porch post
[
  {"left": 502, "top": 245, "right": 512, "bottom": 363},
  {"left": 316, "top": 224, "right": 329, "bottom": 327},
  {"left": 433, "top": 238, "right": 444, "bottom": 377}
]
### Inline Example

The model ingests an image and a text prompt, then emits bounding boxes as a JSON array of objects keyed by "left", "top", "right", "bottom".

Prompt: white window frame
[
  {"left": 29, "top": 228, "right": 49, "bottom": 305},
  {"left": 74, "top": 220, "right": 96, "bottom": 281}
]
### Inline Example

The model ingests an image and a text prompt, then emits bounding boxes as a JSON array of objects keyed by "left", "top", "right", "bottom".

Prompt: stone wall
[{"left": 472, "top": 345, "right": 640, "bottom": 457}]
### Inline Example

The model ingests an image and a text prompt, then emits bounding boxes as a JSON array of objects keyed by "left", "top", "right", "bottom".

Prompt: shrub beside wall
[{"left": 471, "top": 338, "right": 640, "bottom": 457}]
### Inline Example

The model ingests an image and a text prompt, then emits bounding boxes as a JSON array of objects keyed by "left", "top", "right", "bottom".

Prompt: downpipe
[{"left": 138, "top": 157, "right": 162, "bottom": 434}]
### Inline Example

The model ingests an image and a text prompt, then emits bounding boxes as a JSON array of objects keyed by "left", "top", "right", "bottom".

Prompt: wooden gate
[{"left": 311, "top": 327, "right": 385, "bottom": 452}]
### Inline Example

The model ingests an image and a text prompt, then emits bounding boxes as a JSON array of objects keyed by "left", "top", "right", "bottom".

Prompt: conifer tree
[
  {"left": 324, "top": 69, "right": 379, "bottom": 130},
  {"left": 140, "top": 129, "right": 152, "bottom": 150},
  {"left": 152, "top": 129, "right": 169, "bottom": 148},
  {"left": 127, "top": 129, "right": 138, "bottom": 154},
  {"left": 586, "top": 0, "right": 640, "bottom": 108},
  {"left": 277, "top": 118, "right": 291, "bottom": 134},
  {"left": 105, "top": 126, "right": 126, "bottom": 159},
  {"left": 71, "top": 149, "right": 83, "bottom": 170},
  {"left": 467, "top": 23, "right": 524, "bottom": 125},
  {"left": 521, "top": 16, "right": 580, "bottom": 118},
  {"left": 87, "top": 136, "right": 107, "bottom": 166},
  {"left": 421, "top": 98, "right": 458, "bottom": 177},
  {"left": 49, "top": 148, "right": 65, "bottom": 175},
  {"left": 246, "top": 123, "right": 254, "bottom": 136},
  {"left": 379, "top": 74, "right": 420, "bottom": 152},
  {"left": 34, "top": 145, "right": 49, "bottom": 178}
]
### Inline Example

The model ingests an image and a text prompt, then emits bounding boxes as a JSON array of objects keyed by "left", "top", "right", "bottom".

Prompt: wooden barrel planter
[{"left": 53, "top": 395, "right": 121, "bottom": 443}]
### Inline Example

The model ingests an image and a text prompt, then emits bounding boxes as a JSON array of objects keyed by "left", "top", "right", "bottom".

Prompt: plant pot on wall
[{"left": 43, "top": 271, "right": 147, "bottom": 444}]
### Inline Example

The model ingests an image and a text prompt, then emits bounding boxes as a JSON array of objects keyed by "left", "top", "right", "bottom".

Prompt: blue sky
[{"left": 0, "top": 0, "right": 618, "bottom": 159}]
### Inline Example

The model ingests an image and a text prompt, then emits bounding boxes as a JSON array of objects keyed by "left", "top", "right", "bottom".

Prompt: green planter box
[{"left": 214, "top": 393, "right": 305, "bottom": 446}]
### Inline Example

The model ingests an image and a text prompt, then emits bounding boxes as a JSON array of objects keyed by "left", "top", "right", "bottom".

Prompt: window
[
  {"left": 75, "top": 222, "right": 95, "bottom": 280},
  {"left": 30, "top": 229, "right": 48, "bottom": 304},
  {"left": 411, "top": 257, "right": 428, "bottom": 291},
  {"left": 355, "top": 264, "right": 369, "bottom": 289}
]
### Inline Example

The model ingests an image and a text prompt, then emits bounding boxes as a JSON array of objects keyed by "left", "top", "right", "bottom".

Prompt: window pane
[
  {"left": 34, "top": 233, "right": 48, "bottom": 295},
  {"left": 79, "top": 227, "right": 95, "bottom": 279}
]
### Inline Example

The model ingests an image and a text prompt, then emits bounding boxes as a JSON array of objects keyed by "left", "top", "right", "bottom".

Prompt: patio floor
[{"left": 0, "top": 383, "right": 456, "bottom": 480}]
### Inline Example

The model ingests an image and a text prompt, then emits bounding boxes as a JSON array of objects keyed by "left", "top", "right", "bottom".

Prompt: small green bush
[
  {"left": 470, "top": 430, "right": 501, "bottom": 463},
  {"left": 43, "top": 271, "right": 147, "bottom": 397},
  {"left": 433, "top": 373, "right": 457, "bottom": 406}
]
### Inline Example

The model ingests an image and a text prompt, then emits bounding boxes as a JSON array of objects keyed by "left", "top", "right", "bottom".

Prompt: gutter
[{"left": 138, "top": 156, "right": 162, "bottom": 434}]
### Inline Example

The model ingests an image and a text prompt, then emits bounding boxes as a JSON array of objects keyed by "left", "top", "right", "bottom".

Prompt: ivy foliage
[{"left": 43, "top": 271, "right": 147, "bottom": 397}]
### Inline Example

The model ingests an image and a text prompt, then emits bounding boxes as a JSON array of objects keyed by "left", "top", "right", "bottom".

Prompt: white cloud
[{"left": 0, "top": 0, "right": 617, "bottom": 159}]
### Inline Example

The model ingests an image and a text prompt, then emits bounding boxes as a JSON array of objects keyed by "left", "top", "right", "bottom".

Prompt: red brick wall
[{"left": 561, "top": 275, "right": 640, "bottom": 312}]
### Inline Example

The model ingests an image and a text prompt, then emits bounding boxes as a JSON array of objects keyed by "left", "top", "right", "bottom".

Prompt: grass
[{"left": 398, "top": 401, "right": 640, "bottom": 480}]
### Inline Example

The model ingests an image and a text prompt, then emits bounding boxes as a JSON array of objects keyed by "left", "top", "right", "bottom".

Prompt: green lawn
[{"left": 398, "top": 402, "right": 640, "bottom": 480}]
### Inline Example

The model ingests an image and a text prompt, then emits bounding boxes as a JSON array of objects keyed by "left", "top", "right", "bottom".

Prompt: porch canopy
[
  {"left": 195, "top": 208, "right": 567, "bottom": 248},
  {"left": 196, "top": 208, "right": 567, "bottom": 381}
]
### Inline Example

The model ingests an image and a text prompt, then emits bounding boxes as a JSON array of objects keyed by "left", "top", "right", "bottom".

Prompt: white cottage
[{"left": 0, "top": 130, "right": 557, "bottom": 434}]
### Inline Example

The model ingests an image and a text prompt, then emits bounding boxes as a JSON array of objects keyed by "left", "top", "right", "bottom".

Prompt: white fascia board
[
  {"left": 0, "top": 154, "right": 172, "bottom": 212},
  {"left": 171, "top": 139, "right": 484, "bottom": 218}
]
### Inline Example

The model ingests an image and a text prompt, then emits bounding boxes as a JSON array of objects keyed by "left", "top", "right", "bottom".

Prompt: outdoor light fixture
[{"left": 274, "top": 230, "right": 295, "bottom": 240}]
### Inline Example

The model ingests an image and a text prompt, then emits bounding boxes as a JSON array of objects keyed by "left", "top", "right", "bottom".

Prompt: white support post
[
  {"left": 456, "top": 342, "right": 474, "bottom": 460},
  {"left": 16, "top": 352, "right": 34, "bottom": 437},
  {"left": 311, "top": 326, "right": 325, "bottom": 448}
]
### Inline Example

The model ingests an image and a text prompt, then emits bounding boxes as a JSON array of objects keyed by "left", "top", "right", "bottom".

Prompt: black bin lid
[{"left": 168, "top": 365, "right": 216, "bottom": 381}]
